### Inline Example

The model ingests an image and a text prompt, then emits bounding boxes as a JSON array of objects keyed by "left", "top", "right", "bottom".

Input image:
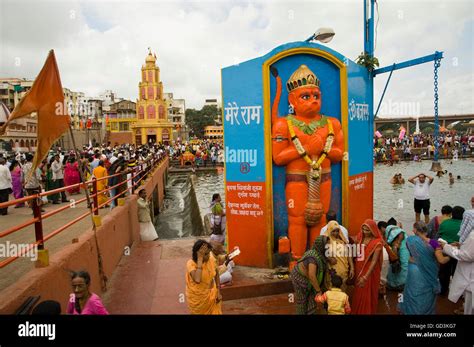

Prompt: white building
[
  {"left": 203, "top": 98, "right": 222, "bottom": 124},
  {"left": 99, "top": 90, "right": 123, "bottom": 112},
  {"left": 164, "top": 92, "right": 187, "bottom": 141},
  {"left": 204, "top": 98, "right": 220, "bottom": 108}
]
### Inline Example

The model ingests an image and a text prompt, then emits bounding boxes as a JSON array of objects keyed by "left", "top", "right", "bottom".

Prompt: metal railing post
[
  {"left": 32, "top": 195, "right": 44, "bottom": 250},
  {"left": 92, "top": 178, "right": 99, "bottom": 215},
  {"left": 131, "top": 167, "right": 136, "bottom": 194}
]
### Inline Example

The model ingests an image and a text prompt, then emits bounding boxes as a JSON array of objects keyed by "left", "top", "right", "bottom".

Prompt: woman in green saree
[{"left": 290, "top": 235, "right": 335, "bottom": 314}]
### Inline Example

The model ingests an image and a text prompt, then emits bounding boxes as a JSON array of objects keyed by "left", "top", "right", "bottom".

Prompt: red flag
[{"left": 0, "top": 50, "right": 70, "bottom": 170}]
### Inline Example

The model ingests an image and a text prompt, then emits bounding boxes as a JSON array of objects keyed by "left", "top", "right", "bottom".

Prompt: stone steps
[{"left": 221, "top": 266, "right": 293, "bottom": 301}]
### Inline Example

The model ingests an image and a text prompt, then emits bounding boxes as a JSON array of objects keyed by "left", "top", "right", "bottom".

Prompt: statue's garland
[
  {"left": 287, "top": 115, "right": 328, "bottom": 135},
  {"left": 287, "top": 116, "right": 335, "bottom": 226},
  {"left": 287, "top": 116, "right": 335, "bottom": 179}
]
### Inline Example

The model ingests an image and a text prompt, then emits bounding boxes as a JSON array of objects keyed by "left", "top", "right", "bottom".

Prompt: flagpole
[
  {"left": 98, "top": 119, "right": 102, "bottom": 146},
  {"left": 68, "top": 125, "right": 108, "bottom": 292}
]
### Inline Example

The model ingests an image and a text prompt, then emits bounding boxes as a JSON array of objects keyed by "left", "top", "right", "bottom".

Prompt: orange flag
[{"left": 0, "top": 50, "right": 70, "bottom": 171}]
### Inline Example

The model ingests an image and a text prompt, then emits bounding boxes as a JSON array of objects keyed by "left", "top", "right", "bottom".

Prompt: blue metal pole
[
  {"left": 373, "top": 51, "right": 444, "bottom": 76},
  {"left": 366, "top": 0, "right": 375, "bottom": 178},
  {"left": 364, "top": 0, "right": 368, "bottom": 54},
  {"left": 374, "top": 64, "right": 395, "bottom": 118},
  {"left": 369, "top": 0, "right": 375, "bottom": 57},
  {"left": 363, "top": 0, "right": 375, "bottom": 58}
]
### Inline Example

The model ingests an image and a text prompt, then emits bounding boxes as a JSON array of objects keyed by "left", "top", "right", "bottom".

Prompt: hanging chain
[
  {"left": 434, "top": 58, "right": 440, "bottom": 119},
  {"left": 433, "top": 57, "right": 441, "bottom": 161}
]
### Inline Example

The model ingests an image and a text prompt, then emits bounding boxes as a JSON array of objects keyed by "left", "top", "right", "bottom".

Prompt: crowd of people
[
  {"left": 0, "top": 142, "right": 168, "bottom": 215},
  {"left": 283, "top": 168, "right": 473, "bottom": 316},
  {"left": 3, "top": 136, "right": 472, "bottom": 316},
  {"left": 168, "top": 139, "right": 224, "bottom": 167},
  {"left": 285, "top": 195, "right": 473, "bottom": 316},
  {"left": 373, "top": 132, "right": 474, "bottom": 163},
  {"left": 186, "top": 192, "right": 473, "bottom": 316}
]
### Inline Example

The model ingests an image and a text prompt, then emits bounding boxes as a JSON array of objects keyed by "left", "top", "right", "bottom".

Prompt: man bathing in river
[{"left": 408, "top": 173, "right": 434, "bottom": 224}]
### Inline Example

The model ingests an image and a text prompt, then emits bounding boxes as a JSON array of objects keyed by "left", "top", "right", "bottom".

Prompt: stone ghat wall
[{"left": 0, "top": 157, "right": 168, "bottom": 314}]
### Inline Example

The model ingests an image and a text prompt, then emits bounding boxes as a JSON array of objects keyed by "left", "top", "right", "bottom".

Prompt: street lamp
[{"left": 305, "top": 27, "right": 335, "bottom": 43}]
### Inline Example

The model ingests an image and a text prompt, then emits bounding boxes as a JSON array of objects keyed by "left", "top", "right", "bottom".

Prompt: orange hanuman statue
[{"left": 271, "top": 64, "right": 345, "bottom": 259}]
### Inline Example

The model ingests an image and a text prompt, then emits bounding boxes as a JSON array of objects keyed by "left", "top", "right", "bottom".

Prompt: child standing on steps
[{"left": 315, "top": 274, "right": 351, "bottom": 315}]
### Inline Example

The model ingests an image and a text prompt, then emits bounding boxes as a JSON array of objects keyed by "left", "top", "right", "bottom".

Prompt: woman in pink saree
[
  {"left": 10, "top": 160, "right": 24, "bottom": 207},
  {"left": 64, "top": 156, "right": 81, "bottom": 194}
]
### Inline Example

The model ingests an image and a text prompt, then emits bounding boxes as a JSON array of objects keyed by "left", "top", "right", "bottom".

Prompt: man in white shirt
[
  {"left": 427, "top": 144, "right": 433, "bottom": 158},
  {"left": 408, "top": 173, "right": 434, "bottom": 224},
  {"left": 51, "top": 154, "right": 68, "bottom": 204},
  {"left": 22, "top": 153, "right": 45, "bottom": 213},
  {"left": 0, "top": 157, "right": 12, "bottom": 215},
  {"left": 319, "top": 211, "right": 349, "bottom": 241},
  {"left": 90, "top": 153, "right": 101, "bottom": 171}
]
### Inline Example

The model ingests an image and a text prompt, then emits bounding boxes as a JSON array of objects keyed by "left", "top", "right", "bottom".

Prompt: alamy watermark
[
  {"left": 54, "top": 100, "right": 101, "bottom": 118},
  {"left": 378, "top": 99, "right": 421, "bottom": 117},
  {"left": 0, "top": 241, "right": 38, "bottom": 261},
  {"left": 225, "top": 146, "right": 257, "bottom": 167},
  {"left": 18, "top": 321, "right": 55, "bottom": 340},
  {"left": 325, "top": 243, "right": 365, "bottom": 260}
]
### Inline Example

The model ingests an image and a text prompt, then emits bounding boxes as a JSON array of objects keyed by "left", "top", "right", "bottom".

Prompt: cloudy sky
[{"left": 0, "top": 0, "right": 472, "bottom": 116}]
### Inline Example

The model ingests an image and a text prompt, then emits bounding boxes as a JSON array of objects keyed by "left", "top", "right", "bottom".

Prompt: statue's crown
[{"left": 286, "top": 64, "right": 320, "bottom": 92}]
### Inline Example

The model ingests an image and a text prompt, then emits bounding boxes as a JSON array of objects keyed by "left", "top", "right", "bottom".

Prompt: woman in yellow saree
[
  {"left": 324, "top": 221, "right": 354, "bottom": 291},
  {"left": 186, "top": 240, "right": 222, "bottom": 314},
  {"left": 92, "top": 161, "right": 109, "bottom": 208}
]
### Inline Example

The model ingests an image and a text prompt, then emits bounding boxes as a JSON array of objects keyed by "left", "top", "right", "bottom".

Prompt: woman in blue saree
[
  {"left": 399, "top": 221, "right": 450, "bottom": 314},
  {"left": 385, "top": 225, "right": 409, "bottom": 290}
]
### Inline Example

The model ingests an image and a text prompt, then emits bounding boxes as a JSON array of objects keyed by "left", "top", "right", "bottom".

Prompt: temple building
[{"left": 133, "top": 49, "right": 173, "bottom": 145}]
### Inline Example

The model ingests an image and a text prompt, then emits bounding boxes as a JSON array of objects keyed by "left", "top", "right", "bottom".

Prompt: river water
[
  {"left": 374, "top": 158, "right": 473, "bottom": 229},
  {"left": 155, "top": 159, "right": 473, "bottom": 239},
  {"left": 153, "top": 173, "right": 204, "bottom": 239}
]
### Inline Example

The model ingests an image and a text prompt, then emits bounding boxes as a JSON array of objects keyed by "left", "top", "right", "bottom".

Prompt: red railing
[{"left": 0, "top": 153, "right": 168, "bottom": 268}]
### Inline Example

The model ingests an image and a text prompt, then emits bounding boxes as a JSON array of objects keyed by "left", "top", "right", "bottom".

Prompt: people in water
[
  {"left": 390, "top": 173, "right": 405, "bottom": 185},
  {"left": 449, "top": 172, "right": 454, "bottom": 185}
]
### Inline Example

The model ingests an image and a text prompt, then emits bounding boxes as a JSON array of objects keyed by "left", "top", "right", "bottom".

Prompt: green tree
[{"left": 185, "top": 105, "right": 221, "bottom": 138}]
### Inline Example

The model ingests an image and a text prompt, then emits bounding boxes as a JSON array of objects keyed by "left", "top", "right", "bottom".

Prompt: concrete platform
[
  {"left": 0, "top": 192, "right": 110, "bottom": 292},
  {"left": 221, "top": 266, "right": 293, "bottom": 301},
  {"left": 103, "top": 238, "right": 195, "bottom": 314},
  {"left": 223, "top": 293, "right": 295, "bottom": 314}
]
